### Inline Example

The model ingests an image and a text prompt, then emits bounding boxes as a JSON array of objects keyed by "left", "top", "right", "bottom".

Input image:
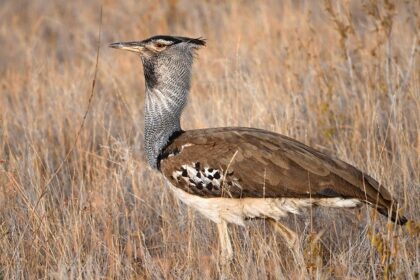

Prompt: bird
[{"left": 109, "top": 35, "right": 407, "bottom": 268}]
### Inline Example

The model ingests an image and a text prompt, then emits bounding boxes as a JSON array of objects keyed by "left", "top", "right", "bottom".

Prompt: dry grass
[{"left": 1, "top": 0, "right": 419, "bottom": 279}]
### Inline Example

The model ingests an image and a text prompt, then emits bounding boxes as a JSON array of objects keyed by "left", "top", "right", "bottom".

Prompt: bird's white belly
[{"left": 167, "top": 182, "right": 361, "bottom": 226}]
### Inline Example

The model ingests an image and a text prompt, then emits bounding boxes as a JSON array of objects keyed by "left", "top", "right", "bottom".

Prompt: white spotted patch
[{"left": 172, "top": 162, "right": 229, "bottom": 192}]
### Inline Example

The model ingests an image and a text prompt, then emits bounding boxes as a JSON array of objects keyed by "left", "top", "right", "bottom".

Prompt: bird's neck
[{"left": 143, "top": 60, "right": 192, "bottom": 169}]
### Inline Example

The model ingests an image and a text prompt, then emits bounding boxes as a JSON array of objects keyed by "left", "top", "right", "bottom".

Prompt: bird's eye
[{"left": 155, "top": 42, "right": 166, "bottom": 48}]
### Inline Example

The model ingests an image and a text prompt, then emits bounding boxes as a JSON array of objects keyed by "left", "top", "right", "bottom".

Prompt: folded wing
[{"left": 160, "top": 127, "right": 406, "bottom": 224}]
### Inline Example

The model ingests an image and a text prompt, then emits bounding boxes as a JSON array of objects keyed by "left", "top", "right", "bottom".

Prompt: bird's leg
[
  {"left": 268, "top": 219, "right": 298, "bottom": 247},
  {"left": 217, "top": 221, "right": 233, "bottom": 263},
  {"left": 217, "top": 221, "right": 233, "bottom": 278},
  {"left": 268, "top": 219, "right": 306, "bottom": 267}
]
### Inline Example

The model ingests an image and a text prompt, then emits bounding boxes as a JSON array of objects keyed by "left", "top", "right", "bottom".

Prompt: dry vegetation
[{"left": 0, "top": 0, "right": 419, "bottom": 279}]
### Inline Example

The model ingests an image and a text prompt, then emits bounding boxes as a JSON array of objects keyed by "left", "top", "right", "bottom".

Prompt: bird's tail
[
  {"left": 362, "top": 175, "right": 407, "bottom": 225},
  {"left": 377, "top": 207, "right": 408, "bottom": 225}
]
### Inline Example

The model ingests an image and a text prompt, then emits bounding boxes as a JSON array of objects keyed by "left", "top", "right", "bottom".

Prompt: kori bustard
[{"left": 109, "top": 35, "right": 406, "bottom": 267}]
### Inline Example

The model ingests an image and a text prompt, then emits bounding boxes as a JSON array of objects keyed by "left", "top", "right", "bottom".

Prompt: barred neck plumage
[{"left": 143, "top": 52, "right": 193, "bottom": 168}]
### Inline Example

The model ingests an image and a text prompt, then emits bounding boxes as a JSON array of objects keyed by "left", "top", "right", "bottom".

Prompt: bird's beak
[{"left": 109, "top": 41, "right": 145, "bottom": 53}]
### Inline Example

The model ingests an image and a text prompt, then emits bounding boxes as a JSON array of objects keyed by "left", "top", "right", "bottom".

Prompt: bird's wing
[{"left": 160, "top": 127, "right": 396, "bottom": 213}]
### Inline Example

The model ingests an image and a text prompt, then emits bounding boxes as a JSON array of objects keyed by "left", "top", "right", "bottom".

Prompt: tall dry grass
[{"left": 0, "top": 0, "right": 419, "bottom": 279}]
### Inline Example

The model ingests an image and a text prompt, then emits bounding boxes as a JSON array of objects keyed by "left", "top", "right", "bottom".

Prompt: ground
[{"left": 0, "top": 0, "right": 419, "bottom": 279}]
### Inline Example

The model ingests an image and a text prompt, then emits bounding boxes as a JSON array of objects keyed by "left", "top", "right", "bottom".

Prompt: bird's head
[
  {"left": 109, "top": 35, "right": 205, "bottom": 89},
  {"left": 109, "top": 35, "right": 205, "bottom": 59}
]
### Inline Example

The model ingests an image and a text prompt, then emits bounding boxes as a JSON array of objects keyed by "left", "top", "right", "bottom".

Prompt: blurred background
[{"left": 0, "top": 0, "right": 419, "bottom": 279}]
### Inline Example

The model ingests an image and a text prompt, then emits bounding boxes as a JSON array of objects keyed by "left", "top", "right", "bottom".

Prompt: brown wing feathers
[{"left": 160, "top": 127, "right": 407, "bottom": 225}]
